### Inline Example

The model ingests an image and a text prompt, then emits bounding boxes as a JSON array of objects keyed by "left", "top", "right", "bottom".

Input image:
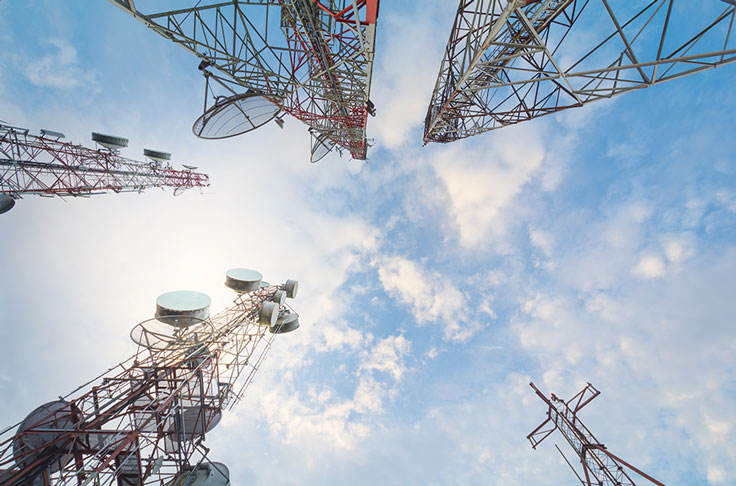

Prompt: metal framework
[
  {"left": 108, "top": 0, "right": 379, "bottom": 160},
  {"left": 424, "top": 0, "right": 736, "bottom": 143},
  {"left": 0, "top": 279, "right": 298, "bottom": 486},
  {"left": 0, "top": 124, "right": 209, "bottom": 201},
  {"left": 527, "top": 382, "right": 666, "bottom": 486}
]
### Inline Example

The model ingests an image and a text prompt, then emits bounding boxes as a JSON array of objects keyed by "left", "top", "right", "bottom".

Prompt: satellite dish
[
  {"left": 171, "top": 406, "right": 222, "bottom": 439},
  {"left": 155, "top": 290, "right": 211, "bottom": 327},
  {"left": 0, "top": 195, "right": 15, "bottom": 215},
  {"left": 131, "top": 317, "right": 214, "bottom": 351},
  {"left": 183, "top": 164, "right": 199, "bottom": 170},
  {"left": 270, "top": 310, "right": 299, "bottom": 334},
  {"left": 173, "top": 186, "right": 188, "bottom": 197},
  {"left": 40, "top": 129, "right": 65, "bottom": 139},
  {"left": 258, "top": 301, "right": 279, "bottom": 326},
  {"left": 311, "top": 133, "right": 335, "bottom": 163},
  {"left": 284, "top": 279, "right": 299, "bottom": 299},
  {"left": 225, "top": 268, "right": 263, "bottom": 293},
  {"left": 259, "top": 281, "right": 271, "bottom": 288},
  {"left": 143, "top": 149, "right": 171, "bottom": 163},
  {"left": 193, "top": 92, "right": 280, "bottom": 139},
  {"left": 91, "top": 132, "right": 128, "bottom": 150},
  {"left": 272, "top": 290, "right": 286, "bottom": 305},
  {"left": 13, "top": 401, "right": 79, "bottom": 473},
  {"left": 173, "top": 462, "right": 230, "bottom": 486}
]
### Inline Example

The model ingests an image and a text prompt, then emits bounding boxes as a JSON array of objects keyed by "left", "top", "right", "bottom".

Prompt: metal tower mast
[
  {"left": 0, "top": 269, "right": 300, "bottom": 486},
  {"left": 0, "top": 123, "right": 209, "bottom": 212},
  {"left": 107, "top": 0, "right": 379, "bottom": 161},
  {"left": 424, "top": 0, "right": 736, "bottom": 143},
  {"left": 527, "top": 382, "right": 666, "bottom": 486}
]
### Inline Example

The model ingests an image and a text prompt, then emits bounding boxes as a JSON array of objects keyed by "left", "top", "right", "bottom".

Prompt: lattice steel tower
[
  {"left": 0, "top": 123, "right": 210, "bottom": 215},
  {"left": 527, "top": 382, "right": 666, "bottom": 486},
  {"left": 0, "top": 268, "right": 300, "bottom": 486},
  {"left": 108, "top": 0, "right": 379, "bottom": 162},
  {"left": 424, "top": 0, "right": 736, "bottom": 143}
]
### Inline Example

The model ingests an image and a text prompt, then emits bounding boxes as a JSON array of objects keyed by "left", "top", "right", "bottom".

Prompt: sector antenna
[
  {"left": 108, "top": 0, "right": 380, "bottom": 162},
  {"left": 0, "top": 268, "right": 300, "bottom": 485},
  {"left": 0, "top": 123, "right": 210, "bottom": 213},
  {"left": 424, "top": 1, "right": 736, "bottom": 143}
]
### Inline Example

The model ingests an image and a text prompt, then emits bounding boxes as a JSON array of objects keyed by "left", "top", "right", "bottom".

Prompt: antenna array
[
  {"left": 0, "top": 124, "right": 209, "bottom": 210},
  {"left": 0, "top": 270, "right": 299, "bottom": 486},
  {"left": 108, "top": 0, "right": 379, "bottom": 161}
]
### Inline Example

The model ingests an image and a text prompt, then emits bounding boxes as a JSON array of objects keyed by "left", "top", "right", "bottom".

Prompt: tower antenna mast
[
  {"left": 527, "top": 382, "right": 666, "bottom": 486},
  {"left": 0, "top": 123, "right": 209, "bottom": 214},
  {"left": 0, "top": 268, "right": 300, "bottom": 486},
  {"left": 107, "top": 0, "right": 380, "bottom": 162},
  {"left": 424, "top": 0, "right": 736, "bottom": 144}
]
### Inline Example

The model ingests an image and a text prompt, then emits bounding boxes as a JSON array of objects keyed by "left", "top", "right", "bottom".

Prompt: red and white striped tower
[
  {"left": 0, "top": 123, "right": 210, "bottom": 214},
  {"left": 0, "top": 269, "right": 299, "bottom": 486}
]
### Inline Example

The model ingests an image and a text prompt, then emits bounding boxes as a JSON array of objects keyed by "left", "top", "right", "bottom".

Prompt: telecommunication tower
[
  {"left": 424, "top": 0, "right": 736, "bottom": 143},
  {"left": 107, "top": 0, "right": 380, "bottom": 162},
  {"left": 0, "top": 268, "right": 300, "bottom": 486},
  {"left": 527, "top": 382, "right": 666, "bottom": 486},
  {"left": 0, "top": 123, "right": 210, "bottom": 214}
]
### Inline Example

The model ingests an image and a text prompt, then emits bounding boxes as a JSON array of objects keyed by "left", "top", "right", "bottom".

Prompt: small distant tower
[
  {"left": 0, "top": 123, "right": 210, "bottom": 214},
  {"left": 0, "top": 268, "right": 299, "bottom": 485},
  {"left": 527, "top": 382, "right": 666, "bottom": 486}
]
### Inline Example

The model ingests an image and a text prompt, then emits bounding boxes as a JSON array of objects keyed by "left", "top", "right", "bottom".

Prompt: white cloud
[
  {"left": 431, "top": 126, "right": 547, "bottom": 248},
  {"left": 373, "top": 255, "right": 478, "bottom": 341},
  {"left": 359, "top": 334, "right": 410, "bottom": 381},
  {"left": 528, "top": 225, "right": 554, "bottom": 257},
  {"left": 663, "top": 238, "right": 694, "bottom": 263},
  {"left": 631, "top": 254, "right": 667, "bottom": 279},
  {"left": 23, "top": 39, "right": 93, "bottom": 89},
  {"left": 370, "top": 3, "right": 453, "bottom": 148}
]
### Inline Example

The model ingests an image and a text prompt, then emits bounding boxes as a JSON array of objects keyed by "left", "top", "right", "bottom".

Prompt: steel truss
[
  {"left": 425, "top": 0, "right": 736, "bottom": 143},
  {"left": 527, "top": 382, "right": 666, "bottom": 486},
  {"left": 0, "top": 284, "right": 294, "bottom": 486},
  {"left": 0, "top": 124, "right": 209, "bottom": 200},
  {"left": 108, "top": 0, "right": 379, "bottom": 160}
]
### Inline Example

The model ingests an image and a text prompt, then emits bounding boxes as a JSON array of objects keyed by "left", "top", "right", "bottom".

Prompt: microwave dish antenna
[
  {"left": 91, "top": 132, "right": 128, "bottom": 150},
  {"left": 144, "top": 149, "right": 172, "bottom": 163},
  {"left": 0, "top": 268, "right": 301, "bottom": 486},
  {"left": 173, "top": 462, "right": 230, "bottom": 486},
  {"left": 0, "top": 195, "right": 15, "bottom": 215},
  {"left": 193, "top": 92, "right": 281, "bottom": 140},
  {"left": 284, "top": 279, "right": 299, "bottom": 298},
  {"left": 40, "top": 129, "right": 65, "bottom": 139},
  {"left": 270, "top": 309, "right": 299, "bottom": 334},
  {"left": 12, "top": 401, "right": 78, "bottom": 474},
  {"left": 155, "top": 290, "right": 211, "bottom": 326},
  {"left": 225, "top": 268, "right": 263, "bottom": 293},
  {"left": 311, "top": 133, "right": 336, "bottom": 164},
  {"left": 130, "top": 317, "right": 214, "bottom": 351}
]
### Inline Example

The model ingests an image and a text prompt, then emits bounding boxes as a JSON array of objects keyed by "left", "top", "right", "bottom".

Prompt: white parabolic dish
[
  {"left": 173, "top": 462, "right": 230, "bottom": 486},
  {"left": 0, "top": 195, "right": 15, "bottom": 215},
  {"left": 155, "top": 290, "right": 211, "bottom": 327},
  {"left": 225, "top": 268, "right": 263, "bottom": 293}
]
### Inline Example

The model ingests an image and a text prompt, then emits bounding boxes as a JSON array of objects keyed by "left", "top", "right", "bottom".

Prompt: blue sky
[{"left": 1, "top": 1, "right": 736, "bottom": 485}]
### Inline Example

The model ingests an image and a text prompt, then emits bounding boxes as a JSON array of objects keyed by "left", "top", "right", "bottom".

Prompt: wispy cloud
[{"left": 23, "top": 39, "right": 94, "bottom": 89}]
